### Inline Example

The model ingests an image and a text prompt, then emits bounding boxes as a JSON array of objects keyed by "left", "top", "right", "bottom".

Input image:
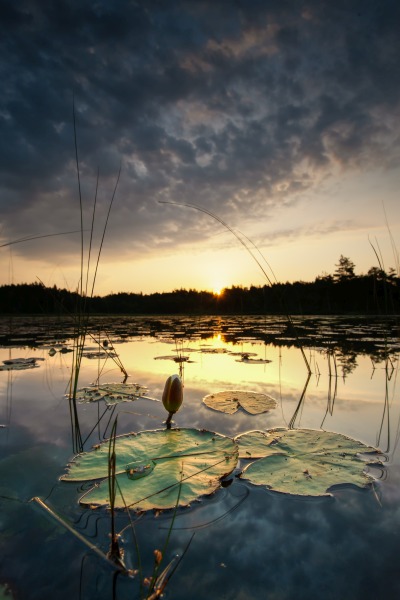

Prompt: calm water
[{"left": 1, "top": 315, "right": 399, "bottom": 600}]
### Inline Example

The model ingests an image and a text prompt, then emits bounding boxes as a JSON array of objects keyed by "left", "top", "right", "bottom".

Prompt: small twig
[{"left": 31, "top": 497, "right": 126, "bottom": 572}]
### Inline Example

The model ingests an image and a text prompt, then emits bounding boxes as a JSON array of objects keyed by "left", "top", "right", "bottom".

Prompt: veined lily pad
[
  {"left": 74, "top": 382, "right": 151, "bottom": 405},
  {"left": 236, "top": 428, "right": 382, "bottom": 496},
  {"left": 61, "top": 428, "right": 238, "bottom": 511},
  {"left": 203, "top": 390, "right": 277, "bottom": 415}
]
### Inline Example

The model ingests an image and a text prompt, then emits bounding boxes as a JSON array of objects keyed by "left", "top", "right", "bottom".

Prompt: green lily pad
[
  {"left": 61, "top": 428, "right": 238, "bottom": 511},
  {"left": 74, "top": 382, "right": 151, "bottom": 405},
  {"left": 203, "top": 390, "right": 277, "bottom": 415},
  {"left": 236, "top": 428, "right": 382, "bottom": 496}
]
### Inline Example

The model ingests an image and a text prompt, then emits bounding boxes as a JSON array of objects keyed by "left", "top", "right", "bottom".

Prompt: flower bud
[{"left": 162, "top": 374, "right": 183, "bottom": 415}]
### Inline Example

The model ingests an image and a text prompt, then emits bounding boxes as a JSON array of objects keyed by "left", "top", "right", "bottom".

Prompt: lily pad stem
[{"left": 166, "top": 412, "right": 174, "bottom": 429}]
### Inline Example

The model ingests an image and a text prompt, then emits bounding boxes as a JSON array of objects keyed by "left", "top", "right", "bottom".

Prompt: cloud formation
[{"left": 1, "top": 0, "right": 399, "bottom": 275}]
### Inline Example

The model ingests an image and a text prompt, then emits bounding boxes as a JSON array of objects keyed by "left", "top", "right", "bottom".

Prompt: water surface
[{"left": 1, "top": 315, "right": 399, "bottom": 599}]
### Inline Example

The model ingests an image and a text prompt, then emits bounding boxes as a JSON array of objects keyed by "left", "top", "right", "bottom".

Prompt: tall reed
[{"left": 68, "top": 99, "right": 123, "bottom": 453}]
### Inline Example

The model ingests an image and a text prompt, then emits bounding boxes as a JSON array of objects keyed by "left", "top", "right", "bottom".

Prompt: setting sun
[{"left": 212, "top": 287, "right": 224, "bottom": 296}]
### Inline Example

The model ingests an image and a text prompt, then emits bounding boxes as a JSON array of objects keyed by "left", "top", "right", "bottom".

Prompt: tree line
[{"left": 0, "top": 256, "right": 398, "bottom": 315}]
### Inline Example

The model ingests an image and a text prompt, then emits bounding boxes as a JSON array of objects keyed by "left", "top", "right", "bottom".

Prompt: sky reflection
[{"left": 0, "top": 315, "right": 399, "bottom": 600}]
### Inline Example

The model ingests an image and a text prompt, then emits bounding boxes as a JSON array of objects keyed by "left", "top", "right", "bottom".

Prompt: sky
[{"left": 1, "top": 0, "right": 399, "bottom": 296}]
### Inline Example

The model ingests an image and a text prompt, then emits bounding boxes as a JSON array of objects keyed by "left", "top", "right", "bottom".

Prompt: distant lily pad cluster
[{"left": 153, "top": 347, "right": 272, "bottom": 363}]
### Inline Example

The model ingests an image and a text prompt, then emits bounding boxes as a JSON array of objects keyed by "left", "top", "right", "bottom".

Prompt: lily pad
[
  {"left": 83, "top": 351, "right": 118, "bottom": 359},
  {"left": 203, "top": 390, "right": 277, "bottom": 415},
  {"left": 154, "top": 355, "right": 191, "bottom": 363},
  {"left": 235, "top": 358, "right": 272, "bottom": 364},
  {"left": 0, "top": 357, "right": 44, "bottom": 371},
  {"left": 236, "top": 428, "right": 382, "bottom": 496},
  {"left": 200, "top": 348, "right": 228, "bottom": 354},
  {"left": 61, "top": 428, "right": 238, "bottom": 511},
  {"left": 74, "top": 382, "right": 151, "bottom": 405}
]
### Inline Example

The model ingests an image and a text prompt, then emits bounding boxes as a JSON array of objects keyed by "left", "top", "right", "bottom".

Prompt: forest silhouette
[{"left": 0, "top": 256, "right": 398, "bottom": 315}]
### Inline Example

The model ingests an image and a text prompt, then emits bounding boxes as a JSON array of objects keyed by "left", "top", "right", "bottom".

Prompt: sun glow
[{"left": 212, "top": 287, "right": 224, "bottom": 296}]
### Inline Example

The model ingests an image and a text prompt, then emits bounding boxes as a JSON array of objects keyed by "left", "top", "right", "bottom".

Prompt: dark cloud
[{"left": 0, "top": 0, "right": 399, "bottom": 264}]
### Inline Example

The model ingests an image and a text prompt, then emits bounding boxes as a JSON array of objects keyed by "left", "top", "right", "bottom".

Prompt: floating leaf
[
  {"left": 83, "top": 351, "right": 118, "bottom": 359},
  {"left": 74, "top": 382, "right": 151, "bottom": 405},
  {"left": 61, "top": 428, "right": 238, "bottom": 510},
  {"left": 154, "top": 355, "right": 191, "bottom": 363},
  {"left": 200, "top": 348, "right": 228, "bottom": 354},
  {"left": 203, "top": 390, "right": 277, "bottom": 415},
  {"left": 235, "top": 358, "right": 272, "bottom": 364},
  {"left": 236, "top": 428, "right": 382, "bottom": 496},
  {"left": 0, "top": 357, "right": 44, "bottom": 371}
]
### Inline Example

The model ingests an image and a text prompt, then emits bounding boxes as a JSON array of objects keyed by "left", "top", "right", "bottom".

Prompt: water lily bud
[{"left": 162, "top": 374, "right": 183, "bottom": 415}]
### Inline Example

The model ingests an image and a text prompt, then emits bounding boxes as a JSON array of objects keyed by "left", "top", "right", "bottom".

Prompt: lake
[{"left": 1, "top": 314, "right": 400, "bottom": 599}]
